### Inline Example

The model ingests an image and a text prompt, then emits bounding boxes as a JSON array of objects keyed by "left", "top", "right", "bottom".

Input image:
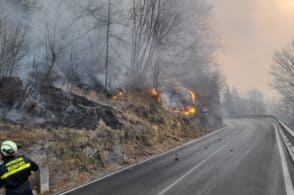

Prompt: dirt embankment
[{"left": 0, "top": 86, "right": 211, "bottom": 194}]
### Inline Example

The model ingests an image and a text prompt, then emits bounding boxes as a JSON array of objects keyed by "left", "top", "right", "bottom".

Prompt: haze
[{"left": 212, "top": 0, "right": 294, "bottom": 99}]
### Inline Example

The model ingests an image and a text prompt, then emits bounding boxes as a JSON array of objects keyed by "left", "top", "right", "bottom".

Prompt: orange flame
[
  {"left": 182, "top": 106, "right": 196, "bottom": 116},
  {"left": 149, "top": 88, "right": 197, "bottom": 116},
  {"left": 187, "top": 90, "right": 196, "bottom": 104},
  {"left": 149, "top": 88, "right": 159, "bottom": 96},
  {"left": 149, "top": 88, "right": 160, "bottom": 102},
  {"left": 112, "top": 91, "right": 124, "bottom": 100}
]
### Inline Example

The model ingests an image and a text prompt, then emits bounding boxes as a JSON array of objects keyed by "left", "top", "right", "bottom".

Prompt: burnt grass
[
  {"left": 39, "top": 86, "right": 122, "bottom": 130},
  {"left": 0, "top": 77, "right": 121, "bottom": 130}
]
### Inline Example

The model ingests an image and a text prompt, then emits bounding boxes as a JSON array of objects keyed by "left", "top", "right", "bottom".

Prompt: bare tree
[
  {"left": 222, "top": 87, "right": 266, "bottom": 118},
  {"left": 39, "top": 21, "right": 67, "bottom": 87},
  {"left": 271, "top": 98, "right": 294, "bottom": 126},
  {"left": 0, "top": 18, "right": 28, "bottom": 77},
  {"left": 271, "top": 41, "right": 294, "bottom": 103},
  {"left": 271, "top": 41, "right": 294, "bottom": 127},
  {"left": 246, "top": 89, "right": 266, "bottom": 115},
  {"left": 105, "top": 0, "right": 111, "bottom": 89},
  {"left": 73, "top": 0, "right": 126, "bottom": 90},
  {"left": 128, "top": 0, "right": 182, "bottom": 89}
]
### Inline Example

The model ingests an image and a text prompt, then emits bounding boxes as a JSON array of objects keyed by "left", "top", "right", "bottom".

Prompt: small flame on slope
[
  {"left": 112, "top": 91, "right": 124, "bottom": 100},
  {"left": 182, "top": 106, "right": 196, "bottom": 116},
  {"left": 149, "top": 88, "right": 159, "bottom": 96},
  {"left": 187, "top": 90, "right": 196, "bottom": 104},
  {"left": 149, "top": 88, "right": 161, "bottom": 102}
]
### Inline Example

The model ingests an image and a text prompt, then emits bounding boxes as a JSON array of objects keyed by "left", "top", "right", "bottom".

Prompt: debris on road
[{"left": 175, "top": 154, "right": 180, "bottom": 161}]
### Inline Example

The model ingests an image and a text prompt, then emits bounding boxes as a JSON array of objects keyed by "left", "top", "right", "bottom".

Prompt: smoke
[
  {"left": 0, "top": 0, "right": 218, "bottom": 90},
  {"left": 0, "top": 0, "right": 110, "bottom": 85},
  {"left": 212, "top": 0, "right": 294, "bottom": 99},
  {"left": 161, "top": 82, "right": 195, "bottom": 109},
  {"left": 0, "top": 0, "right": 224, "bottom": 128}
]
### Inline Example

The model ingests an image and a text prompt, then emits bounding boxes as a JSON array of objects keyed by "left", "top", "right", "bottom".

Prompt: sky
[{"left": 211, "top": 0, "right": 294, "bottom": 99}]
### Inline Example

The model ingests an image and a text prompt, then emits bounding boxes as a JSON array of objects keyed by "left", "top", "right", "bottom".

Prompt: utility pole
[{"left": 105, "top": 0, "right": 111, "bottom": 89}]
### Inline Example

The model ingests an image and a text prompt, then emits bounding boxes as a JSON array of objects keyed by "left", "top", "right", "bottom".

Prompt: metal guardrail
[
  {"left": 233, "top": 115, "right": 294, "bottom": 139},
  {"left": 276, "top": 119, "right": 294, "bottom": 164},
  {"left": 231, "top": 115, "right": 294, "bottom": 162},
  {"left": 278, "top": 119, "right": 294, "bottom": 141},
  {"left": 256, "top": 116, "right": 294, "bottom": 164},
  {"left": 254, "top": 115, "right": 294, "bottom": 145}
]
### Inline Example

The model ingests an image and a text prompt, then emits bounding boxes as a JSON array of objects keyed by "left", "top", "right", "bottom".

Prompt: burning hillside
[
  {"left": 0, "top": 76, "right": 202, "bottom": 132},
  {"left": 0, "top": 79, "right": 211, "bottom": 193},
  {"left": 148, "top": 86, "right": 198, "bottom": 117},
  {"left": 110, "top": 84, "right": 198, "bottom": 117},
  {"left": 0, "top": 0, "right": 223, "bottom": 193}
]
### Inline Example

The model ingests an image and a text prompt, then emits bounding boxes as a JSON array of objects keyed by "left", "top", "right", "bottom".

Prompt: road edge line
[
  {"left": 273, "top": 123, "right": 294, "bottom": 195},
  {"left": 59, "top": 127, "right": 226, "bottom": 195}
]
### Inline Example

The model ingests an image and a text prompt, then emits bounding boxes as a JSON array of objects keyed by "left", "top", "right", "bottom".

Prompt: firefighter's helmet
[{"left": 1, "top": 140, "right": 18, "bottom": 156}]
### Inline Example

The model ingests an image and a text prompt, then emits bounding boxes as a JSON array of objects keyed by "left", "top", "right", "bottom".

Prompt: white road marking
[
  {"left": 274, "top": 123, "right": 294, "bottom": 195},
  {"left": 60, "top": 127, "right": 227, "bottom": 194},
  {"left": 157, "top": 143, "right": 229, "bottom": 195}
]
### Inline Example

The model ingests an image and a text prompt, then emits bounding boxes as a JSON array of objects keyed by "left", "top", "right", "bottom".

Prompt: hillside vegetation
[{"left": 0, "top": 86, "right": 211, "bottom": 193}]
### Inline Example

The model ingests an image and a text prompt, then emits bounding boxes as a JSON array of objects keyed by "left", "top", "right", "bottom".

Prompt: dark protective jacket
[{"left": 0, "top": 155, "right": 39, "bottom": 195}]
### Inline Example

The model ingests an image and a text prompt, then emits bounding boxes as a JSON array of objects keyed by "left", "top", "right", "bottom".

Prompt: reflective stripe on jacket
[{"left": 0, "top": 156, "right": 39, "bottom": 195}]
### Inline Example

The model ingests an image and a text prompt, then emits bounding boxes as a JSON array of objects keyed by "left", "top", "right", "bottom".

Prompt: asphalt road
[{"left": 65, "top": 119, "right": 293, "bottom": 195}]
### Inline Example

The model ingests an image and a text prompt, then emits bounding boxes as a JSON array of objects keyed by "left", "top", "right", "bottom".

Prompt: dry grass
[{"left": 0, "top": 90, "right": 206, "bottom": 194}]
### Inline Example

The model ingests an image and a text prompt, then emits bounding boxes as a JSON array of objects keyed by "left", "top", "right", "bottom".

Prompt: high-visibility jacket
[{"left": 0, "top": 155, "right": 39, "bottom": 195}]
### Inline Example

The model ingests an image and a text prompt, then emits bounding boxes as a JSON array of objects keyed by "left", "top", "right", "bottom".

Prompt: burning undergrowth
[
  {"left": 0, "top": 76, "right": 203, "bottom": 132},
  {"left": 159, "top": 85, "right": 197, "bottom": 116},
  {"left": 0, "top": 77, "right": 211, "bottom": 193},
  {"left": 112, "top": 83, "right": 198, "bottom": 117}
]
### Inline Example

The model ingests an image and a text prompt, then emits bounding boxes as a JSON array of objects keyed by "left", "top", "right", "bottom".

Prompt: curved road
[{"left": 64, "top": 119, "right": 294, "bottom": 195}]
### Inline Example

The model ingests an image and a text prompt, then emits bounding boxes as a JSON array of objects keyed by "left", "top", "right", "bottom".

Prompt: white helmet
[{"left": 1, "top": 140, "right": 18, "bottom": 156}]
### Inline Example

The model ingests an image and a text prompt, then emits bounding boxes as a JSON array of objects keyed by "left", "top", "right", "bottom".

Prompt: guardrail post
[{"left": 39, "top": 167, "right": 49, "bottom": 194}]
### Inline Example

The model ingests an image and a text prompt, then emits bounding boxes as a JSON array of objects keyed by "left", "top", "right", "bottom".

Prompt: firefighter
[{"left": 0, "top": 140, "right": 39, "bottom": 195}]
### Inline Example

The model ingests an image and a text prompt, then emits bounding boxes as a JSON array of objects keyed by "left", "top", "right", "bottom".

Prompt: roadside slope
[
  {"left": 0, "top": 90, "right": 211, "bottom": 194},
  {"left": 64, "top": 119, "right": 292, "bottom": 195}
]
